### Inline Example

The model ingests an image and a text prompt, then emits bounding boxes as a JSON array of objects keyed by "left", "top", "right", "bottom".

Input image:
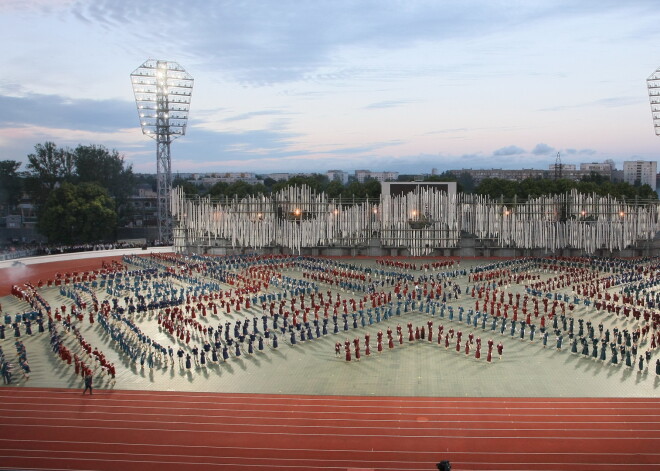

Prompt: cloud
[
  {"left": 309, "top": 140, "right": 406, "bottom": 156},
  {"left": 364, "top": 100, "right": 415, "bottom": 110},
  {"left": 0, "top": 0, "right": 75, "bottom": 13},
  {"left": 422, "top": 128, "right": 469, "bottom": 136},
  {"left": 0, "top": 92, "right": 135, "bottom": 132},
  {"left": 66, "top": 0, "right": 603, "bottom": 85},
  {"left": 222, "top": 109, "right": 293, "bottom": 123},
  {"left": 493, "top": 145, "right": 525, "bottom": 156},
  {"left": 539, "top": 96, "right": 642, "bottom": 112},
  {"left": 564, "top": 147, "right": 597, "bottom": 156},
  {"left": 532, "top": 143, "right": 555, "bottom": 155},
  {"left": 578, "top": 148, "right": 597, "bottom": 155}
]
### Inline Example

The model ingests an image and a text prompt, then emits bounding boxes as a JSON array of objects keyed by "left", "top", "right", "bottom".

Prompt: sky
[{"left": 1, "top": 0, "right": 659, "bottom": 175}]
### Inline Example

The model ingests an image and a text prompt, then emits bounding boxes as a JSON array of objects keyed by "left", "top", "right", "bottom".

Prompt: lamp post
[{"left": 131, "top": 59, "right": 194, "bottom": 244}]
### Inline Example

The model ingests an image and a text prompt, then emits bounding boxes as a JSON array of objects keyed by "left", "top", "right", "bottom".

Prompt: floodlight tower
[
  {"left": 648, "top": 66, "right": 660, "bottom": 135},
  {"left": 131, "top": 59, "right": 193, "bottom": 243}
]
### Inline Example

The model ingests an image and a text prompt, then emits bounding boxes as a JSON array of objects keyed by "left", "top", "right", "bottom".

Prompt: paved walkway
[{"left": 0, "top": 246, "right": 173, "bottom": 270}]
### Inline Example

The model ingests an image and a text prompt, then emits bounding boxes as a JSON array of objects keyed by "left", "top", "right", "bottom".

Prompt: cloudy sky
[{"left": 1, "top": 0, "right": 659, "bottom": 175}]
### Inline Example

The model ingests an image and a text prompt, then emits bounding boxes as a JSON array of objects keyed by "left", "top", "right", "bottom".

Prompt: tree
[
  {"left": 262, "top": 177, "right": 277, "bottom": 191},
  {"left": 208, "top": 181, "right": 229, "bottom": 198},
  {"left": 226, "top": 180, "right": 258, "bottom": 199},
  {"left": 73, "top": 144, "right": 135, "bottom": 202},
  {"left": 396, "top": 174, "right": 416, "bottom": 182},
  {"left": 475, "top": 178, "right": 518, "bottom": 200},
  {"left": 72, "top": 144, "right": 135, "bottom": 227},
  {"left": 25, "top": 142, "right": 75, "bottom": 205},
  {"left": 272, "top": 174, "right": 329, "bottom": 193},
  {"left": 134, "top": 173, "right": 157, "bottom": 192},
  {"left": 342, "top": 181, "right": 366, "bottom": 199},
  {"left": 251, "top": 182, "right": 268, "bottom": 196},
  {"left": 0, "top": 160, "right": 23, "bottom": 213},
  {"left": 426, "top": 172, "right": 467, "bottom": 193},
  {"left": 173, "top": 178, "right": 200, "bottom": 197},
  {"left": 325, "top": 180, "right": 345, "bottom": 199},
  {"left": 635, "top": 184, "right": 658, "bottom": 200},
  {"left": 363, "top": 179, "right": 381, "bottom": 199},
  {"left": 474, "top": 177, "right": 658, "bottom": 202},
  {"left": 454, "top": 172, "right": 475, "bottom": 193},
  {"left": 581, "top": 172, "right": 609, "bottom": 185},
  {"left": 38, "top": 182, "right": 117, "bottom": 244}
]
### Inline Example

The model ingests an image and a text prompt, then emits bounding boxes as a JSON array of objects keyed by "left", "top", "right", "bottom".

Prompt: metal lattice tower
[
  {"left": 131, "top": 59, "right": 193, "bottom": 243},
  {"left": 648, "top": 66, "right": 660, "bottom": 136},
  {"left": 554, "top": 152, "right": 562, "bottom": 180}
]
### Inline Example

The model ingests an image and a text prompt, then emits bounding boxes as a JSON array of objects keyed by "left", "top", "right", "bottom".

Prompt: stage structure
[
  {"left": 172, "top": 186, "right": 660, "bottom": 256},
  {"left": 131, "top": 59, "right": 194, "bottom": 243},
  {"left": 648, "top": 65, "right": 660, "bottom": 135}
]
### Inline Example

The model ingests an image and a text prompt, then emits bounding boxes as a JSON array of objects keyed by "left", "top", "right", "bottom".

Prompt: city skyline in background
[{"left": 1, "top": 0, "right": 659, "bottom": 175}]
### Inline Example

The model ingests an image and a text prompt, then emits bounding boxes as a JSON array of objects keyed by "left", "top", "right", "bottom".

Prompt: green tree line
[
  {"left": 1, "top": 142, "right": 135, "bottom": 244},
  {"left": 173, "top": 174, "right": 383, "bottom": 200},
  {"left": 473, "top": 176, "right": 657, "bottom": 201}
]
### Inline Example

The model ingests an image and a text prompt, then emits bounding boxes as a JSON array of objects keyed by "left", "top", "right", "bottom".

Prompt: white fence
[{"left": 172, "top": 187, "right": 660, "bottom": 255}]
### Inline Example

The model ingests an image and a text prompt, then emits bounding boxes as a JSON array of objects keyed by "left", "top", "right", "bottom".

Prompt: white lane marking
[
  {"left": 0, "top": 454, "right": 657, "bottom": 471},
  {"left": 1, "top": 422, "right": 659, "bottom": 440},
  {"left": 2, "top": 413, "right": 660, "bottom": 434},
  {"left": 1, "top": 396, "right": 657, "bottom": 414},
  {"left": 1, "top": 406, "right": 658, "bottom": 424},
  {"left": 1, "top": 438, "right": 658, "bottom": 456}
]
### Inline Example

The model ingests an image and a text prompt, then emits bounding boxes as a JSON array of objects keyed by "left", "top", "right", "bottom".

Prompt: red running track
[
  {"left": 0, "top": 388, "right": 658, "bottom": 471},
  {"left": 0, "top": 257, "right": 127, "bottom": 297}
]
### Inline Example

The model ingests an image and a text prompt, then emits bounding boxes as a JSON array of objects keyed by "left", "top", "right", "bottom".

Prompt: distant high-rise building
[
  {"left": 580, "top": 162, "right": 613, "bottom": 177},
  {"left": 548, "top": 164, "right": 576, "bottom": 171},
  {"left": 623, "top": 160, "right": 657, "bottom": 191},
  {"left": 354, "top": 170, "right": 399, "bottom": 183},
  {"left": 327, "top": 170, "right": 348, "bottom": 185},
  {"left": 199, "top": 172, "right": 262, "bottom": 186},
  {"left": 449, "top": 168, "right": 547, "bottom": 183},
  {"left": 265, "top": 173, "right": 292, "bottom": 181}
]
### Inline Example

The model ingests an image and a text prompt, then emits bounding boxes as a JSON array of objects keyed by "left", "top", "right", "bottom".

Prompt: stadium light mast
[
  {"left": 648, "top": 66, "right": 660, "bottom": 136},
  {"left": 131, "top": 59, "right": 193, "bottom": 243}
]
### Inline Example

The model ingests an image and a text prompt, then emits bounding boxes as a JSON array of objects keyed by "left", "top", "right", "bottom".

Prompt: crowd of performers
[
  {"left": 337, "top": 321, "right": 504, "bottom": 363},
  {"left": 2, "top": 252, "right": 660, "bottom": 389},
  {"left": 0, "top": 341, "right": 30, "bottom": 384}
]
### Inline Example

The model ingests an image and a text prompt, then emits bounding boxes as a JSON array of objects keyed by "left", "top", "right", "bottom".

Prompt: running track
[{"left": 0, "top": 388, "right": 658, "bottom": 471}]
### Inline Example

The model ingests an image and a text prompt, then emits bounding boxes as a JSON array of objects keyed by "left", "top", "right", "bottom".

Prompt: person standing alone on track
[{"left": 82, "top": 371, "right": 93, "bottom": 395}]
